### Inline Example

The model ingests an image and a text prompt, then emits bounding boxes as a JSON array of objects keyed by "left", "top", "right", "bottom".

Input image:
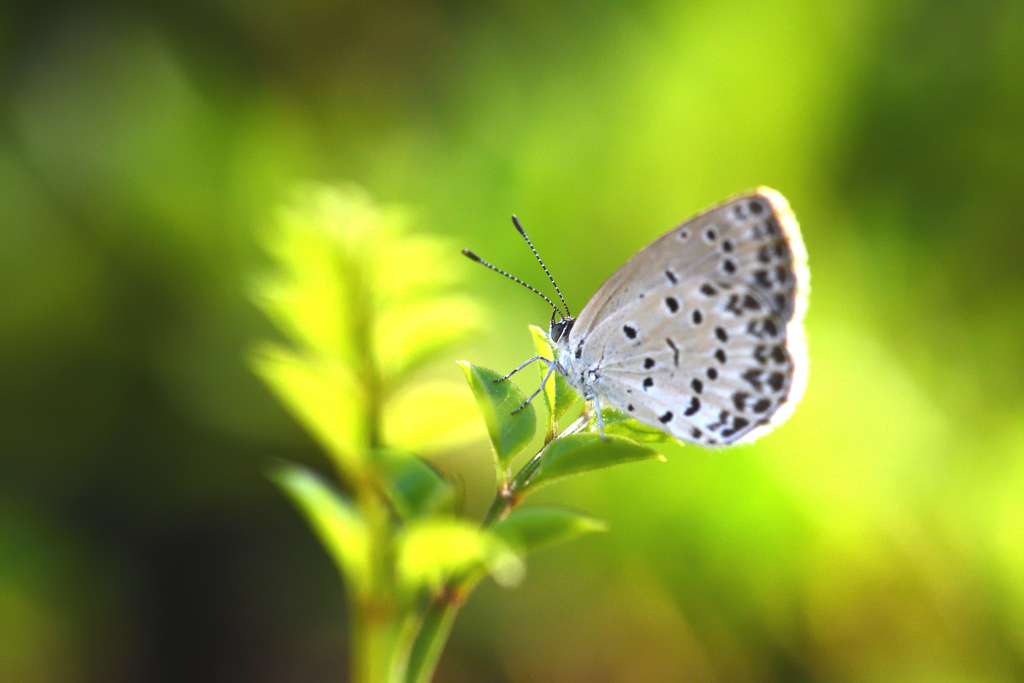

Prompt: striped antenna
[
  {"left": 511, "top": 215, "right": 571, "bottom": 318},
  {"left": 461, "top": 249, "right": 564, "bottom": 319}
]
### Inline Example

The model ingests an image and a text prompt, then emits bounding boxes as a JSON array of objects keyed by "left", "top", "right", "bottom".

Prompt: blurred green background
[{"left": 2, "top": 0, "right": 1024, "bottom": 680}]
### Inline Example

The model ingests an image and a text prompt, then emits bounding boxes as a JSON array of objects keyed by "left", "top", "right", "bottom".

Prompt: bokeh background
[{"left": 3, "top": 0, "right": 1024, "bottom": 681}]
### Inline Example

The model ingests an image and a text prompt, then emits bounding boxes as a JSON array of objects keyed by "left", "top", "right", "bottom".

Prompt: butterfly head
[{"left": 550, "top": 314, "right": 575, "bottom": 344}]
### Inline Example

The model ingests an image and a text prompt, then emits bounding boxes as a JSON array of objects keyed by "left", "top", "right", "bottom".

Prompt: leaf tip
[{"left": 489, "top": 553, "right": 526, "bottom": 588}]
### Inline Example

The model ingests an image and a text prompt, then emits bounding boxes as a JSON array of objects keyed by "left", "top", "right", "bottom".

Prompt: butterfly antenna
[
  {"left": 462, "top": 249, "right": 564, "bottom": 319},
  {"left": 511, "top": 215, "right": 571, "bottom": 318}
]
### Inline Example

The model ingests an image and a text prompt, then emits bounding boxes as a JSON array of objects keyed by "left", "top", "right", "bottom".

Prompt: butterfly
[{"left": 463, "top": 187, "right": 808, "bottom": 447}]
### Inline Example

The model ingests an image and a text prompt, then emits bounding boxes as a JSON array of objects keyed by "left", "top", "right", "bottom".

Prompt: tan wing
[{"left": 570, "top": 187, "right": 808, "bottom": 446}]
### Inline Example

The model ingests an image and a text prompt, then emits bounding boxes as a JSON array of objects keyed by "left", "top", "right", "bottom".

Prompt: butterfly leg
[
  {"left": 587, "top": 393, "right": 606, "bottom": 440},
  {"left": 494, "top": 355, "right": 551, "bottom": 383},
  {"left": 511, "top": 361, "right": 557, "bottom": 415}
]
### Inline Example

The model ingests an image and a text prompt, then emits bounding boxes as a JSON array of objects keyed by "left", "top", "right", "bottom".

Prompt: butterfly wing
[{"left": 568, "top": 187, "right": 808, "bottom": 447}]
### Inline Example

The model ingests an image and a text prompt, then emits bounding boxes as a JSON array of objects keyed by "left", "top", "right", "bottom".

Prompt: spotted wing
[{"left": 569, "top": 187, "right": 808, "bottom": 447}]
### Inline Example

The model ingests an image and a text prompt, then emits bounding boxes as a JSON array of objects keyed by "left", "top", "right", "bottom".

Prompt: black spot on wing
[
  {"left": 742, "top": 369, "right": 763, "bottom": 391},
  {"left": 721, "top": 417, "right": 751, "bottom": 439},
  {"left": 771, "top": 345, "right": 787, "bottom": 364},
  {"left": 684, "top": 397, "right": 700, "bottom": 416},
  {"left": 732, "top": 392, "right": 749, "bottom": 412},
  {"left": 666, "top": 338, "right": 680, "bottom": 366},
  {"left": 754, "top": 345, "right": 769, "bottom": 364}
]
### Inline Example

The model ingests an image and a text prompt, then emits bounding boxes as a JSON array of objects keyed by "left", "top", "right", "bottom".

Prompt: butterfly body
[{"left": 548, "top": 187, "right": 808, "bottom": 447}]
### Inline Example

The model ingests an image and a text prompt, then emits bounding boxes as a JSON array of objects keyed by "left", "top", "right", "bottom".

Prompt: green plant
[{"left": 251, "top": 184, "right": 669, "bottom": 683}]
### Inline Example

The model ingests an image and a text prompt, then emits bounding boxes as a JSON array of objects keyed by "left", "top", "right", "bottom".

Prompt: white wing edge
[{"left": 737, "top": 186, "right": 810, "bottom": 445}]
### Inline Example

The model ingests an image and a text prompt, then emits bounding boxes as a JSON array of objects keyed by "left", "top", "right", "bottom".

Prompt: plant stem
[
  {"left": 351, "top": 601, "right": 396, "bottom": 683},
  {"left": 405, "top": 586, "right": 462, "bottom": 683},
  {"left": 481, "top": 489, "right": 519, "bottom": 527},
  {"left": 351, "top": 490, "right": 398, "bottom": 683},
  {"left": 404, "top": 432, "right": 546, "bottom": 682},
  {"left": 404, "top": 394, "right": 597, "bottom": 681}
]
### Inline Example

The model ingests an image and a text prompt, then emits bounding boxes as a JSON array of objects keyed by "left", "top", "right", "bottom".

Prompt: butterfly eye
[
  {"left": 551, "top": 320, "right": 564, "bottom": 341},
  {"left": 550, "top": 318, "right": 575, "bottom": 342}
]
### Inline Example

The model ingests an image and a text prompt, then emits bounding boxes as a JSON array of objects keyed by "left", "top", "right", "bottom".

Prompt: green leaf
[
  {"left": 369, "top": 449, "right": 456, "bottom": 519},
  {"left": 513, "top": 433, "right": 663, "bottom": 494},
  {"left": 529, "top": 325, "right": 579, "bottom": 427},
  {"left": 396, "top": 519, "right": 524, "bottom": 593},
  {"left": 251, "top": 343, "right": 367, "bottom": 476},
  {"left": 253, "top": 188, "right": 360, "bottom": 364},
  {"left": 492, "top": 506, "right": 607, "bottom": 554},
  {"left": 270, "top": 464, "right": 371, "bottom": 600},
  {"left": 371, "top": 234, "right": 466, "bottom": 309},
  {"left": 588, "top": 407, "right": 677, "bottom": 444},
  {"left": 382, "top": 379, "right": 487, "bottom": 453},
  {"left": 457, "top": 362, "right": 536, "bottom": 478},
  {"left": 376, "top": 296, "right": 482, "bottom": 383}
]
